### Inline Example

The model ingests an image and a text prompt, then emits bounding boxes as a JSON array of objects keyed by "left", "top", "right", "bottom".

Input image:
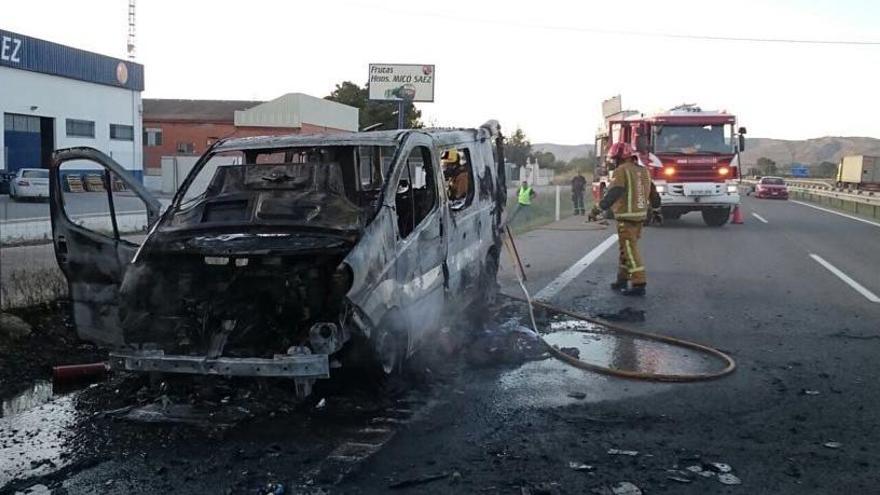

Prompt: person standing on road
[
  {"left": 570, "top": 171, "right": 587, "bottom": 215},
  {"left": 589, "top": 143, "right": 660, "bottom": 296},
  {"left": 508, "top": 180, "right": 537, "bottom": 225}
]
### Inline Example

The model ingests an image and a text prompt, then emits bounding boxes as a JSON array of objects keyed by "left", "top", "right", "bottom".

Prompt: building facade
[
  {"left": 143, "top": 93, "right": 358, "bottom": 172},
  {"left": 0, "top": 28, "right": 145, "bottom": 180}
]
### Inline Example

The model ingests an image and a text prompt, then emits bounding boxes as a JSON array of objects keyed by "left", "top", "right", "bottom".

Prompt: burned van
[{"left": 49, "top": 121, "right": 507, "bottom": 397}]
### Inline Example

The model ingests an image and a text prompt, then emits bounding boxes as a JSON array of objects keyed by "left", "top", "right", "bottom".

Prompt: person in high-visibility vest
[
  {"left": 589, "top": 142, "right": 661, "bottom": 296},
  {"left": 518, "top": 181, "right": 535, "bottom": 206},
  {"left": 509, "top": 180, "right": 537, "bottom": 225}
]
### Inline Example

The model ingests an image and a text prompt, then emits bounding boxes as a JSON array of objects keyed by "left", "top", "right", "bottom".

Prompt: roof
[
  {"left": 233, "top": 93, "right": 358, "bottom": 132},
  {"left": 0, "top": 28, "right": 144, "bottom": 91},
  {"left": 214, "top": 122, "right": 500, "bottom": 152},
  {"left": 143, "top": 99, "right": 263, "bottom": 123}
]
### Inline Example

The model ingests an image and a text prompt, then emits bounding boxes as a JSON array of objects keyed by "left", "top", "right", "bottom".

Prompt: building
[
  {"left": 143, "top": 93, "right": 358, "bottom": 172},
  {"left": 1, "top": 28, "right": 145, "bottom": 179}
]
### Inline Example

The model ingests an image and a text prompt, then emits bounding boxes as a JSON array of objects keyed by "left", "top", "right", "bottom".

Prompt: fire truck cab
[{"left": 593, "top": 105, "right": 746, "bottom": 227}]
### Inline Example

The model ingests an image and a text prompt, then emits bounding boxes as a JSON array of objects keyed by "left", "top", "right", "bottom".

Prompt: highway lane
[{"left": 342, "top": 198, "right": 880, "bottom": 494}]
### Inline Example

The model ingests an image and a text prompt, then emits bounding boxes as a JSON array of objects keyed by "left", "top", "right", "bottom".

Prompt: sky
[{"left": 4, "top": 0, "right": 879, "bottom": 144}]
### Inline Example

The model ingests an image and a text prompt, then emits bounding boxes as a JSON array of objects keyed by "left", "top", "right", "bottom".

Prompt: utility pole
[{"left": 127, "top": 0, "right": 136, "bottom": 59}]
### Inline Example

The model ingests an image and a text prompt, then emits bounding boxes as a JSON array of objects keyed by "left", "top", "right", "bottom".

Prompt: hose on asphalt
[{"left": 499, "top": 227, "right": 736, "bottom": 383}]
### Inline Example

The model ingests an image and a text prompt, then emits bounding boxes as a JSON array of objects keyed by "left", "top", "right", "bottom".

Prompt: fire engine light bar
[{"left": 663, "top": 167, "right": 676, "bottom": 177}]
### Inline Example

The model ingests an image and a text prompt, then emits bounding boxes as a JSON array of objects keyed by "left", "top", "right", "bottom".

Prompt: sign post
[{"left": 368, "top": 64, "right": 434, "bottom": 129}]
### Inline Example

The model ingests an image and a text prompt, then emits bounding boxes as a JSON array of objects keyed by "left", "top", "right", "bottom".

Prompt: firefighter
[
  {"left": 442, "top": 149, "right": 469, "bottom": 202},
  {"left": 588, "top": 142, "right": 661, "bottom": 296}
]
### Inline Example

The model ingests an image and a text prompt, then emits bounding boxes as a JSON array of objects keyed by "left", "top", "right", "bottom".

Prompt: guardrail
[{"left": 741, "top": 179, "right": 879, "bottom": 219}]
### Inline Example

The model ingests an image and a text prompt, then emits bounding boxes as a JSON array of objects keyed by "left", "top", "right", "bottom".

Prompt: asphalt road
[{"left": 2, "top": 196, "right": 879, "bottom": 493}]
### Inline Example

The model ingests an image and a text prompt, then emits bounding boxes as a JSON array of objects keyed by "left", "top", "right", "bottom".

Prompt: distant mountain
[
  {"left": 532, "top": 143, "right": 594, "bottom": 162},
  {"left": 741, "top": 137, "right": 880, "bottom": 167}
]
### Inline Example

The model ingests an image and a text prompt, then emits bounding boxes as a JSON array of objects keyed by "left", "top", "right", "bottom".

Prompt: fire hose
[{"left": 500, "top": 227, "right": 736, "bottom": 382}]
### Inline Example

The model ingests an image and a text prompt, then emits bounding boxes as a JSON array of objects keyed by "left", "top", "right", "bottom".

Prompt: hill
[{"left": 741, "top": 137, "right": 880, "bottom": 167}]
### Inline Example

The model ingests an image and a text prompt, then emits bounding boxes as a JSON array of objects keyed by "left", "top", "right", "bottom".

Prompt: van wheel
[
  {"left": 372, "top": 311, "right": 408, "bottom": 376},
  {"left": 477, "top": 248, "right": 500, "bottom": 309},
  {"left": 702, "top": 207, "right": 730, "bottom": 227}
]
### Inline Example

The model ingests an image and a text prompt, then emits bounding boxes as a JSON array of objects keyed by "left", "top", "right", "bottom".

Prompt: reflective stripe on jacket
[{"left": 611, "top": 161, "right": 651, "bottom": 221}]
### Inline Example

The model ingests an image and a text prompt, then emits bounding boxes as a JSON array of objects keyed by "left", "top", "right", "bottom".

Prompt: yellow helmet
[{"left": 441, "top": 149, "right": 460, "bottom": 165}]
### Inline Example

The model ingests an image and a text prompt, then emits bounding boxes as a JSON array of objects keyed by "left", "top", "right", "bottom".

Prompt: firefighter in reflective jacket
[{"left": 589, "top": 142, "right": 661, "bottom": 296}]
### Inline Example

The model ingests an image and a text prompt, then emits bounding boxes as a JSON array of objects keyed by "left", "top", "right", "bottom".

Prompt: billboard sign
[{"left": 368, "top": 64, "right": 435, "bottom": 102}]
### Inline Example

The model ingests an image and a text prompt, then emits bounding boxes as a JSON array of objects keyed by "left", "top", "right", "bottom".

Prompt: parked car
[
  {"left": 754, "top": 176, "right": 788, "bottom": 199},
  {"left": 48, "top": 122, "right": 508, "bottom": 397},
  {"left": 9, "top": 168, "right": 50, "bottom": 201},
  {"left": 0, "top": 171, "right": 13, "bottom": 195}
]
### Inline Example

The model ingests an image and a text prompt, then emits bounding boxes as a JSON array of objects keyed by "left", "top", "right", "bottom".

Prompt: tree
[
  {"left": 816, "top": 161, "right": 838, "bottom": 178},
  {"left": 756, "top": 157, "right": 778, "bottom": 176},
  {"left": 325, "top": 81, "right": 422, "bottom": 130},
  {"left": 568, "top": 152, "right": 598, "bottom": 174},
  {"left": 534, "top": 151, "right": 556, "bottom": 168},
  {"left": 504, "top": 128, "right": 532, "bottom": 167}
]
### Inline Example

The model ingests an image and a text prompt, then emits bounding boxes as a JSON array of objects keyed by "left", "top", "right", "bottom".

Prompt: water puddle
[
  {"left": 0, "top": 381, "right": 82, "bottom": 487},
  {"left": 493, "top": 319, "right": 723, "bottom": 409}
]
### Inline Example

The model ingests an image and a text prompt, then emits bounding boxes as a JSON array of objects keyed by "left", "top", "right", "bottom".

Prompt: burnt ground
[
  {"left": 0, "top": 301, "right": 105, "bottom": 399},
  {"left": 2, "top": 197, "right": 880, "bottom": 494}
]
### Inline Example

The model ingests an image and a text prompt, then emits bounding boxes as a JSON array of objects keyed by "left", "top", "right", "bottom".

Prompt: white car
[{"left": 9, "top": 168, "right": 50, "bottom": 201}]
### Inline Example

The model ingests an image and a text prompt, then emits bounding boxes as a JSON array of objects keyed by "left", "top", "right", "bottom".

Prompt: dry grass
[{"left": 0, "top": 267, "right": 68, "bottom": 310}]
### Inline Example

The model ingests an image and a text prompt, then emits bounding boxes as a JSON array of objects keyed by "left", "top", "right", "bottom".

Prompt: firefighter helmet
[{"left": 608, "top": 142, "right": 637, "bottom": 162}]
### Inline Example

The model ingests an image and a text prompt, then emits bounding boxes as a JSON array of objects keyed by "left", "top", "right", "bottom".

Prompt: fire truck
[{"left": 593, "top": 103, "right": 747, "bottom": 226}]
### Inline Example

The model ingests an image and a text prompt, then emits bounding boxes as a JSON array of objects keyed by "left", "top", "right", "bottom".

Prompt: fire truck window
[
  {"left": 394, "top": 146, "right": 437, "bottom": 238},
  {"left": 441, "top": 147, "right": 475, "bottom": 211}
]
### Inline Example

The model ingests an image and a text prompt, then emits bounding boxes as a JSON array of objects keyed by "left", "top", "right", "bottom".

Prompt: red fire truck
[{"left": 593, "top": 104, "right": 747, "bottom": 226}]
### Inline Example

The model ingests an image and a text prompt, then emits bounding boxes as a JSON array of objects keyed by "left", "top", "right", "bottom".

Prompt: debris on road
[
  {"left": 261, "top": 482, "right": 286, "bottom": 495},
  {"left": 717, "top": 473, "right": 742, "bottom": 485},
  {"left": 568, "top": 461, "right": 594, "bottom": 471},
  {"left": 707, "top": 462, "right": 733, "bottom": 473},
  {"left": 387, "top": 472, "right": 450, "bottom": 489},
  {"left": 315, "top": 398, "right": 326, "bottom": 410},
  {"left": 666, "top": 470, "right": 693, "bottom": 483},
  {"left": 596, "top": 307, "right": 645, "bottom": 323},
  {"left": 558, "top": 346, "right": 580, "bottom": 359},
  {"left": 823, "top": 441, "right": 843, "bottom": 449},
  {"left": 801, "top": 389, "right": 821, "bottom": 396},
  {"left": 567, "top": 391, "right": 587, "bottom": 400},
  {"left": 607, "top": 448, "right": 639, "bottom": 456},
  {"left": 51, "top": 362, "right": 107, "bottom": 383},
  {"left": 593, "top": 481, "right": 642, "bottom": 495}
]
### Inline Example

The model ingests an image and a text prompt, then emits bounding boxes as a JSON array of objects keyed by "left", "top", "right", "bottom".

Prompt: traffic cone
[{"left": 731, "top": 205, "right": 744, "bottom": 224}]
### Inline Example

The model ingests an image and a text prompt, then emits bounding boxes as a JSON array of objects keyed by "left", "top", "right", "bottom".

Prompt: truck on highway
[
  {"left": 836, "top": 155, "right": 880, "bottom": 191},
  {"left": 593, "top": 103, "right": 747, "bottom": 226}
]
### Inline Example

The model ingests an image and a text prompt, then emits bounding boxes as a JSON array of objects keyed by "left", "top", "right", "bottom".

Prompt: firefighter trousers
[{"left": 616, "top": 220, "right": 646, "bottom": 286}]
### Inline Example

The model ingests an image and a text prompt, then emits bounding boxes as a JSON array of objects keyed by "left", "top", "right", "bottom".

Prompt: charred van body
[{"left": 49, "top": 122, "right": 507, "bottom": 397}]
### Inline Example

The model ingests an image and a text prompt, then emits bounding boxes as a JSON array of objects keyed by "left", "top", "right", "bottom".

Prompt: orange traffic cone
[{"left": 731, "top": 205, "right": 744, "bottom": 224}]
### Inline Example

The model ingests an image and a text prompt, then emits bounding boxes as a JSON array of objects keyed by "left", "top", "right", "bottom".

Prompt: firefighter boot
[
  {"left": 610, "top": 279, "right": 627, "bottom": 291},
  {"left": 619, "top": 284, "right": 646, "bottom": 297}
]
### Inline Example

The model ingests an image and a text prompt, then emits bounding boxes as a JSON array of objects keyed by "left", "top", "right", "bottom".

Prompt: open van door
[{"left": 49, "top": 147, "right": 161, "bottom": 346}]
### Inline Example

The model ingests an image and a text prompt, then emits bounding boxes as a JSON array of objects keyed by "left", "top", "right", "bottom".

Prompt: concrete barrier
[{"left": 0, "top": 210, "right": 150, "bottom": 245}]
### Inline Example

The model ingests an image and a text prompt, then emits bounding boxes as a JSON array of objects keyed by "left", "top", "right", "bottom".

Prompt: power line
[{"left": 356, "top": 3, "right": 880, "bottom": 46}]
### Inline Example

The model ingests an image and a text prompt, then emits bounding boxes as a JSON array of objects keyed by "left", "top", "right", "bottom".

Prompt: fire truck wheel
[{"left": 702, "top": 207, "right": 731, "bottom": 227}]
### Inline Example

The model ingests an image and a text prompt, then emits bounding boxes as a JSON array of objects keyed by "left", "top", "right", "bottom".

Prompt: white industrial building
[{"left": 0, "top": 28, "right": 145, "bottom": 180}]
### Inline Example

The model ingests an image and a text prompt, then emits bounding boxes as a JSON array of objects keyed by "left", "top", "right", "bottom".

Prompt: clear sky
[{"left": 4, "top": 0, "right": 879, "bottom": 143}]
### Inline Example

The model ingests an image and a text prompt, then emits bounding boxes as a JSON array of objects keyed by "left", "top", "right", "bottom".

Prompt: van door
[
  {"left": 442, "top": 143, "right": 488, "bottom": 299},
  {"left": 49, "top": 147, "right": 161, "bottom": 346},
  {"left": 388, "top": 138, "right": 446, "bottom": 353}
]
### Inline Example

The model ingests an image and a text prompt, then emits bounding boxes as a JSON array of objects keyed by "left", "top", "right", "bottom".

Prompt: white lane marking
[
  {"left": 810, "top": 254, "right": 880, "bottom": 303},
  {"left": 790, "top": 200, "right": 880, "bottom": 228},
  {"left": 534, "top": 234, "right": 618, "bottom": 301},
  {"left": 751, "top": 212, "right": 768, "bottom": 224}
]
